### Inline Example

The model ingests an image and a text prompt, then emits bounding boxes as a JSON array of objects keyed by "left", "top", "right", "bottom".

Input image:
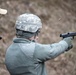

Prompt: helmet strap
[{"left": 16, "top": 29, "right": 40, "bottom": 42}]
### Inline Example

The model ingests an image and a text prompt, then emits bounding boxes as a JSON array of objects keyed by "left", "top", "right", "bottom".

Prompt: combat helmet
[
  {"left": 15, "top": 13, "right": 42, "bottom": 33},
  {"left": 15, "top": 13, "right": 42, "bottom": 38}
]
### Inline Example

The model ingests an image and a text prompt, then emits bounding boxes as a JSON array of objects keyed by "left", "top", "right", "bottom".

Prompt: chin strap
[
  {"left": 32, "top": 40, "right": 35, "bottom": 42},
  {"left": 16, "top": 29, "right": 40, "bottom": 42}
]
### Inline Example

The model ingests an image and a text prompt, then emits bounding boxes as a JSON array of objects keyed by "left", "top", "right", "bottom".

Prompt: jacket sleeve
[{"left": 34, "top": 40, "right": 68, "bottom": 62}]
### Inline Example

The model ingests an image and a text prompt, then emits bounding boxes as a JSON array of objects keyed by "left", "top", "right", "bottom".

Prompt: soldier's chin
[{"left": 35, "top": 39, "right": 39, "bottom": 42}]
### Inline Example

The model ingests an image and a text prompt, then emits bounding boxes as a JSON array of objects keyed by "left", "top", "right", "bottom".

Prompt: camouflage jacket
[{"left": 5, "top": 38, "right": 68, "bottom": 75}]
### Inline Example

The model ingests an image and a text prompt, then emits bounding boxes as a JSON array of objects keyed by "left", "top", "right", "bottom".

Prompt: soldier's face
[
  {"left": 34, "top": 36, "right": 39, "bottom": 42},
  {"left": 34, "top": 29, "right": 41, "bottom": 42}
]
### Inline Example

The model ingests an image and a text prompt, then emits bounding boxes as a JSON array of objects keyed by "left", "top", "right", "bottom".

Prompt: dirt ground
[{"left": 0, "top": 0, "right": 76, "bottom": 75}]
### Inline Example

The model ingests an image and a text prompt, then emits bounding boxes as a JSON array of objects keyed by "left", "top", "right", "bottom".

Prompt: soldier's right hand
[{"left": 63, "top": 37, "right": 73, "bottom": 51}]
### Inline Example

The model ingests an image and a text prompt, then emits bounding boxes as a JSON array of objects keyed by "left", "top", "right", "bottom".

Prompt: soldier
[{"left": 5, "top": 13, "right": 73, "bottom": 75}]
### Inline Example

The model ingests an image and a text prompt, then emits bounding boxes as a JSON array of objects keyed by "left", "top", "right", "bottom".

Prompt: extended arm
[{"left": 34, "top": 37, "right": 73, "bottom": 62}]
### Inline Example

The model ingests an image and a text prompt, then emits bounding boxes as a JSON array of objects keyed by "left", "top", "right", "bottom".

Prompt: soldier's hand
[{"left": 63, "top": 37, "right": 73, "bottom": 51}]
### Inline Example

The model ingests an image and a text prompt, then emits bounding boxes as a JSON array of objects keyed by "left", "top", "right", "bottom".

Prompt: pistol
[
  {"left": 0, "top": 36, "right": 2, "bottom": 40},
  {"left": 60, "top": 32, "right": 76, "bottom": 38}
]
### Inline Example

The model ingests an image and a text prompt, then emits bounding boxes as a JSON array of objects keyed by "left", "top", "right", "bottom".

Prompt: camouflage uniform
[{"left": 5, "top": 13, "right": 73, "bottom": 75}]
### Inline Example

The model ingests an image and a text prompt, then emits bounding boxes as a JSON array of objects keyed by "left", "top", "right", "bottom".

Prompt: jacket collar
[{"left": 13, "top": 38, "right": 31, "bottom": 43}]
